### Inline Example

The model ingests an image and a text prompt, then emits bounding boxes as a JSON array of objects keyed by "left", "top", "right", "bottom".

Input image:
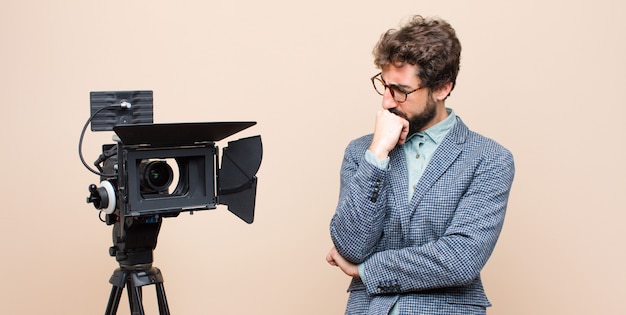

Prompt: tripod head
[{"left": 109, "top": 216, "right": 163, "bottom": 268}]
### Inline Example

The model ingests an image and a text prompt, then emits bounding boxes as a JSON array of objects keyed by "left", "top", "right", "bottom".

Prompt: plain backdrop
[{"left": 1, "top": 1, "right": 624, "bottom": 314}]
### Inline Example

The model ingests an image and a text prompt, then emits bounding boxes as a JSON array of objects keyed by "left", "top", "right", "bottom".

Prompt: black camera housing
[
  {"left": 113, "top": 122, "right": 261, "bottom": 223},
  {"left": 125, "top": 139, "right": 217, "bottom": 217},
  {"left": 86, "top": 91, "right": 262, "bottom": 225}
]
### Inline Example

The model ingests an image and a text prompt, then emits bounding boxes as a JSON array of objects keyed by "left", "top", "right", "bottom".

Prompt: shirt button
[{"left": 415, "top": 154, "right": 420, "bottom": 159}]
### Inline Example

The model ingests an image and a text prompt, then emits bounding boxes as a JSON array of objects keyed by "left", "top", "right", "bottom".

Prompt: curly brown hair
[{"left": 373, "top": 16, "right": 461, "bottom": 95}]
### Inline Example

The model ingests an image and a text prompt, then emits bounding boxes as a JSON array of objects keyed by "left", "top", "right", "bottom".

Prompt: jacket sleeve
[
  {"left": 329, "top": 138, "right": 389, "bottom": 263},
  {"left": 361, "top": 145, "right": 515, "bottom": 294}
]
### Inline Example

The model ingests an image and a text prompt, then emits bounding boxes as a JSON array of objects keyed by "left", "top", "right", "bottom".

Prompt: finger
[
  {"left": 326, "top": 247, "right": 338, "bottom": 266},
  {"left": 326, "top": 252, "right": 335, "bottom": 265},
  {"left": 397, "top": 119, "right": 410, "bottom": 145}
]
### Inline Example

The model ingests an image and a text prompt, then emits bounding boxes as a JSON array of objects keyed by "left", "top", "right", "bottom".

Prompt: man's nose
[{"left": 382, "top": 89, "right": 397, "bottom": 110}]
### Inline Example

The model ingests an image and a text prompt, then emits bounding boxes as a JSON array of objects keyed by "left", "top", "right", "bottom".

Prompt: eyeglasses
[{"left": 370, "top": 72, "right": 421, "bottom": 103}]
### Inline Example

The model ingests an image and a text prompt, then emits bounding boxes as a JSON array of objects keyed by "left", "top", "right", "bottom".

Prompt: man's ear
[{"left": 433, "top": 82, "right": 454, "bottom": 101}]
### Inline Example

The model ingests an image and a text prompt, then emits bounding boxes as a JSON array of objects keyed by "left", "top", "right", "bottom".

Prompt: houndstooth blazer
[{"left": 330, "top": 116, "right": 515, "bottom": 315}]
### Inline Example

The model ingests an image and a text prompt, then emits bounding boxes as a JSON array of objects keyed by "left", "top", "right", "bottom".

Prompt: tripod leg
[
  {"left": 106, "top": 268, "right": 130, "bottom": 315},
  {"left": 105, "top": 284, "right": 124, "bottom": 315},
  {"left": 155, "top": 283, "right": 170, "bottom": 315},
  {"left": 128, "top": 281, "right": 146, "bottom": 315}
]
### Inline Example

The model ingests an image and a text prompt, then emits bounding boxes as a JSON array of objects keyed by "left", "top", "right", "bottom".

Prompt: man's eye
[{"left": 390, "top": 86, "right": 407, "bottom": 94}]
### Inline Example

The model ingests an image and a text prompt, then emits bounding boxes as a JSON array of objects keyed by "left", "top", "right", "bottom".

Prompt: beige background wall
[{"left": 1, "top": 0, "right": 624, "bottom": 314}]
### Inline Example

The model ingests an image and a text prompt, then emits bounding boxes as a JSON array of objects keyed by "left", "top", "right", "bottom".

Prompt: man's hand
[
  {"left": 368, "top": 109, "right": 409, "bottom": 160},
  {"left": 326, "top": 246, "right": 360, "bottom": 278}
]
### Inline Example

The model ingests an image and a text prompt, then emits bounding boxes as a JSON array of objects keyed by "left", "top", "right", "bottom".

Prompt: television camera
[{"left": 80, "top": 90, "right": 262, "bottom": 314}]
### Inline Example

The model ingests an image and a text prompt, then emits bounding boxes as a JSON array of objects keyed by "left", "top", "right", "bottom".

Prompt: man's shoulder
[
  {"left": 453, "top": 118, "right": 513, "bottom": 158},
  {"left": 466, "top": 129, "right": 513, "bottom": 158}
]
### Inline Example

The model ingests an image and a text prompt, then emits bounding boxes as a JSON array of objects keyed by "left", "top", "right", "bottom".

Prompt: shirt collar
[{"left": 407, "top": 108, "right": 456, "bottom": 144}]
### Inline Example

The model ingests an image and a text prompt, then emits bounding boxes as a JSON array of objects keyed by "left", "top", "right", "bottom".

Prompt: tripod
[{"left": 105, "top": 264, "right": 170, "bottom": 315}]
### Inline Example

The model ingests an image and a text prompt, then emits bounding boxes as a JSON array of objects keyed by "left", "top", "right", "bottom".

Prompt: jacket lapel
[{"left": 400, "top": 117, "right": 468, "bottom": 240}]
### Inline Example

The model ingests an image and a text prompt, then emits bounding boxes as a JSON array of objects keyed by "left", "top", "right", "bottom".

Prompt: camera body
[
  {"left": 95, "top": 137, "right": 218, "bottom": 219},
  {"left": 85, "top": 91, "right": 261, "bottom": 226}
]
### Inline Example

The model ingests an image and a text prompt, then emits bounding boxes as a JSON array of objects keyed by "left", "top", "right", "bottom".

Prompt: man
[{"left": 326, "top": 16, "right": 515, "bottom": 315}]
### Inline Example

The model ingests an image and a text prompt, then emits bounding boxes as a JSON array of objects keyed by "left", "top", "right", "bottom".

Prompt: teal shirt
[
  {"left": 361, "top": 108, "right": 457, "bottom": 314},
  {"left": 404, "top": 108, "right": 456, "bottom": 200}
]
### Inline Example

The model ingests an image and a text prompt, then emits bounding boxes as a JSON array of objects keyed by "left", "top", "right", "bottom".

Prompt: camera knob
[{"left": 86, "top": 181, "right": 117, "bottom": 214}]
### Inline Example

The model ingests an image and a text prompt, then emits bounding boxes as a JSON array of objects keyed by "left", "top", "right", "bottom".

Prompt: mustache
[{"left": 388, "top": 108, "right": 408, "bottom": 120}]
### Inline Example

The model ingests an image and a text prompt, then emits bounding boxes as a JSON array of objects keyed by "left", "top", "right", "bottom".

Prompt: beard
[{"left": 388, "top": 95, "right": 437, "bottom": 138}]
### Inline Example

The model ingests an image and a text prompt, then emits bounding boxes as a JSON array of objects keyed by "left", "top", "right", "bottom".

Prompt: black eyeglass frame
[{"left": 370, "top": 72, "right": 422, "bottom": 103}]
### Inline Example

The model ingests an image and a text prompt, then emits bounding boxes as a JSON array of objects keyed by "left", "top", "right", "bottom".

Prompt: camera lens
[{"left": 139, "top": 160, "right": 173, "bottom": 193}]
